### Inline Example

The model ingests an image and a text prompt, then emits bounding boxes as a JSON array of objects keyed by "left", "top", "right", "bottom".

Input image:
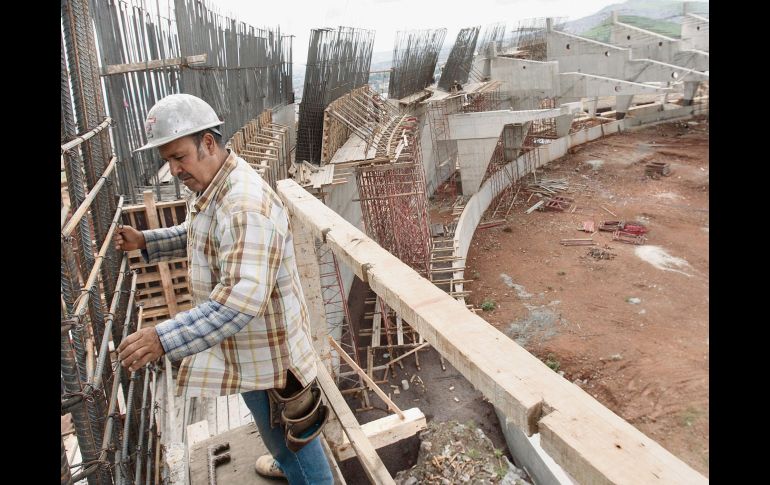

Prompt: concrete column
[
  {"left": 555, "top": 114, "right": 574, "bottom": 138},
  {"left": 586, "top": 97, "right": 599, "bottom": 116},
  {"left": 615, "top": 94, "right": 634, "bottom": 119},
  {"left": 683, "top": 81, "right": 700, "bottom": 106}
]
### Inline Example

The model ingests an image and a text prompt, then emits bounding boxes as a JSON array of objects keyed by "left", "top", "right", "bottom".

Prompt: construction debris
[
  {"left": 394, "top": 421, "right": 532, "bottom": 485},
  {"left": 525, "top": 200, "right": 545, "bottom": 214},
  {"left": 587, "top": 247, "right": 616, "bottom": 260},
  {"left": 561, "top": 238, "right": 596, "bottom": 246},
  {"left": 645, "top": 161, "right": 672, "bottom": 178},
  {"left": 580, "top": 220, "right": 596, "bottom": 233},
  {"left": 544, "top": 195, "right": 574, "bottom": 212},
  {"left": 612, "top": 230, "right": 647, "bottom": 245},
  {"left": 599, "top": 220, "right": 623, "bottom": 232},
  {"left": 526, "top": 177, "right": 569, "bottom": 196}
]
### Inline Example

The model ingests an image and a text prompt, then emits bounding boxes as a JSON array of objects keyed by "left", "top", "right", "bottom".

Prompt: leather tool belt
[{"left": 267, "top": 373, "right": 329, "bottom": 452}]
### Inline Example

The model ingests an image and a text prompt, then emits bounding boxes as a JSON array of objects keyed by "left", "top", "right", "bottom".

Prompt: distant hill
[
  {"left": 563, "top": 0, "right": 709, "bottom": 37},
  {"left": 581, "top": 14, "right": 682, "bottom": 42}
]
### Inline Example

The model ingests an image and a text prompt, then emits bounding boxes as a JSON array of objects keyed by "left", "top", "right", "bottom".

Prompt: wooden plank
[
  {"left": 104, "top": 53, "right": 207, "bottom": 75},
  {"left": 216, "top": 395, "right": 229, "bottom": 435},
  {"left": 143, "top": 191, "right": 179, "bottom": 316},
  {"left": 185, "top": 420, "right": 211, "bottom": 456},
  {"left": 395, "top": 314, "right": 404, "bottom": 346},
  {"left": 277, "top": 179, "right": 707, "bottom": 485},
  {"left": 334, "top": 407, "right": 427, "bottom": 461},
  {"left": 316, "top": 365, "right": 396, "bottom": 485},
  {"left": 371, "top": 297, "right": 381, "bottom": 347},
  {"left": 328, "top": 336, "right": 404, "bottom": 419},
  {"left": 205, "top": 398, "right": 217, "bottom": 437}
]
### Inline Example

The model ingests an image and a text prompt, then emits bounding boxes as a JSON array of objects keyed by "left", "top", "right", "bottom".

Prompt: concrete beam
[
  {"left": 559, "top": 72, "right": 670, "bottom": 98},
  {"left": 625, "top": 58, "right": 709, "bottom": 84},
  {"left": 448, "top": 105, "right": 580, "bottom": 140}
]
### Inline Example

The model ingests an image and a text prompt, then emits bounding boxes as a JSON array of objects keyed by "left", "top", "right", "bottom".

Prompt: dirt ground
[{"left": 465, "top": 117, "right": 710, "bottom": 476}]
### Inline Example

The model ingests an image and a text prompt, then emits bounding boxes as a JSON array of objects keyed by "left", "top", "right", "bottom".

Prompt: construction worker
[{"left": 114, "top": 93, "right": 333, "bottom": 484}]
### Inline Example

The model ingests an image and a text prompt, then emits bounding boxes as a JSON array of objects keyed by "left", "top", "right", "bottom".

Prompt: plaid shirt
[{"left": 144, "top": 151, "right": 317, "bottom": 397}]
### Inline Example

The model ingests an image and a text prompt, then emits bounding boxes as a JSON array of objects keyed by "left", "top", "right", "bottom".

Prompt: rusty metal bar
[{"left": 61, "top": 118, "right": 113, "bottom": 153}]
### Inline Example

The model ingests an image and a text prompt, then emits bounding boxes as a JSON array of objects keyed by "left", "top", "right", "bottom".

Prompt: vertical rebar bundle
[
  {"left": 508, "top": 17, "right": 567, "bottom": 60},
  {"left": 438, "top": 26, "right": 480, "bottom": 91},
  {"left": 88, "top": 0, "right": 293, "bottom": 202},
  {"left": 388, "top": 29, "right": 447, "bottom": 100},
  {"left": 296, "top": 27, "right": 375, "bottom": 164},
  {"left": 478, "top": 23, "right": 506, "bottom": 56}
]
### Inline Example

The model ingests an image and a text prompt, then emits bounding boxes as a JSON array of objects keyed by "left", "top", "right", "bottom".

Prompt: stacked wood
[{"left": 645, "top": 161, "right": 671, "bottom": 178}]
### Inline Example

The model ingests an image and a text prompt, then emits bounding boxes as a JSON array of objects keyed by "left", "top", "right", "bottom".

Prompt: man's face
[{"left": 159, "top": 135, "right": 214, "bottom": 192}]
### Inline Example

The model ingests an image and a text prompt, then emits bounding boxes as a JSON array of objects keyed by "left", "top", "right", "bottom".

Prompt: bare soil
[{"left": 465, "top": 117, "right": 710, "bottom": 476}]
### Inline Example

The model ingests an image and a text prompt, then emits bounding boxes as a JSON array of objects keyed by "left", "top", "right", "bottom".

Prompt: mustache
[{"left": 177, "top": 173, "right": 192, "bottom": 181}]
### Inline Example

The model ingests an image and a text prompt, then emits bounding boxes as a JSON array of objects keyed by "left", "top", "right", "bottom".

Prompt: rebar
[
  {"left": 296, "top": 26, "right": 375, "bottom": 163},
  {"left": 389, "top": 29, "right": 446, "bottom": 100},
  {"left": 438, "top": 26, "right": 480, "bottom": 91},
  {"left": 134, "top": 366, "right": 152, "bottom": 485},
  {"left": 88, "top": 0, "right": 293, "bottom": 201},
  {"left": 62, "top": 434, "right": 72, "bottom": 485}
]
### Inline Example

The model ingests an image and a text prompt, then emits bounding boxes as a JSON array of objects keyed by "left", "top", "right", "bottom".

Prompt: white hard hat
[{"left": 134, "top": 93, "right": 223, "bottom": 152}]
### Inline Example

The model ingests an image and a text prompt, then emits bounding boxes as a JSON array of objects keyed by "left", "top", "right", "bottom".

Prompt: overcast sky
[{"left": 212, "top": 0, "right": 626, "bottom": 64}]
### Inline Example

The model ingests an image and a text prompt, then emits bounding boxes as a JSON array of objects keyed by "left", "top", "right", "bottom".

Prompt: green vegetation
[
  {"left": 545, "top": 353, "right": 560, "bottom": 372},
  {"left": 481, "top": 299, "right": 496, "bottom": 312},
  {"left": 581, "top": 15, "right": 681, "bottom": 43}
]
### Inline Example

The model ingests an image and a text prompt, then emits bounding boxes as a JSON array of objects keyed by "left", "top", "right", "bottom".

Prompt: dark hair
[{"left": 192, "top": 128, "right": 225, "bottom": 149}]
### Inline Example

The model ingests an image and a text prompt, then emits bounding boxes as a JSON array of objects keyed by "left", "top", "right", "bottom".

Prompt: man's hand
[
  {"left": 118, "top": 327, "right": 165, "bottom": 372},
  {"left": 114, "top": 225, "right": 146, "bottom": 252}
]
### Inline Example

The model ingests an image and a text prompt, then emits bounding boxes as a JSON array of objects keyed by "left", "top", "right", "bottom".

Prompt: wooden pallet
[{"left": 122, "top": 193, "right": 191, "bottom": 325}]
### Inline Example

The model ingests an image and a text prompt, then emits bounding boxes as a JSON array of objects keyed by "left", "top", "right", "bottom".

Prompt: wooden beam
[
  {"left": 103, "top": 54, "right": 207, "bottom": 75},
  {"left": 334, "top": 407, "right": 427, "bottom": 461},
  {"left": 142, "top": 191, "right": 179, "bottom": 316},
  {"left": 328, "top": 337, "right": 404, "bottom": 419},
  {"left": 316, "top": 365, "right": 395, "bottom": 485},
  {"left": 277, "top": 179, "right": 707, "bottom": 485}
]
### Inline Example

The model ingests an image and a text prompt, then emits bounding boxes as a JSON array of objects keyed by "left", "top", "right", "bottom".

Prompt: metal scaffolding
[
  {"left": 438, "top": 26, "right": 481, "bottom": 91},
  {"left": 388, "top": 29, "right": 447, "bottom": 100},
  {"left": 89, "top": 0, "right": 293, "bottom": 203},
  {"left": 296, "top": 26, "right": 375, "bottom": 164},
  {"left": 355, "top": 117, "right": 432, "bottom": 275}
]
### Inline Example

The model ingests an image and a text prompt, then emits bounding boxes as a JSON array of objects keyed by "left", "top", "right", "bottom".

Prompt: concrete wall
[
  {"left": 681, "top": 14, "right": 709, "bottom": 52},
  {"left": 272, "top": 103, "right": 296, "bottom": 150},
  {"left": 608, "top": 22, "right": 680, "bottom": 63},
  {"left": 490, "top": 57, "right": 560, "bottom": 101},
  {"left": 546, "top": 30, "right": 631, "bottom": 79}
]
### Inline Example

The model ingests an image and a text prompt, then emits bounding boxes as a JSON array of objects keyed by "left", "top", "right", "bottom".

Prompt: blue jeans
[{"left": 241, "top": 389, "right": 334, "bottom": 484}]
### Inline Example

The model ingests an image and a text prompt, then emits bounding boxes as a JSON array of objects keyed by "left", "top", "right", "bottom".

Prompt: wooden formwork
[
  {"left": 229, "top": 110, "right": 291, "bottom": 190},
  {"left": 122, "top": 192, "right": 192, "bottom": 326}
]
